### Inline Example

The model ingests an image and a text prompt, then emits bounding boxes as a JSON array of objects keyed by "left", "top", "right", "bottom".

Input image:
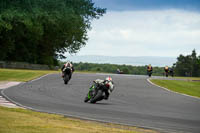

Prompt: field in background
[
  {"left": 0, "top": 68, "right": 60, "bottom": 82},
  {"left": 174, "top": 77, "right": 200, "bottom": 81},
  {"left": 150, "top": 79, "right": 200, "bottom": 98},
  {"left": 72, "top": 62, "right": 164, "bottom": 76}
]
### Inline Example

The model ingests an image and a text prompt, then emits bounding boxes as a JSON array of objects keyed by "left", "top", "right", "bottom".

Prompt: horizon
[
  {"left": 66, "top": 54, "right": 180, "bottom": 58},
  {"left": 64, "top": 55, "right": 177, "bottom": 67},
  {"left": 66, "top": 54, "right": 178, "bottom": 58}
]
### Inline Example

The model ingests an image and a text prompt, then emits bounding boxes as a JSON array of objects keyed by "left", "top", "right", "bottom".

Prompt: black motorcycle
[
  {"left": 62, "top": 67, "right": 72, "bottom": 84},
  {"left": 147, "top": 70, "right": 152, "bottom": 77},
  {"left": 84, "top": 81, "right": 107, "bottom": 103},
  {"left": 165, "top": 71, "right": 169, "bottom": 77}
]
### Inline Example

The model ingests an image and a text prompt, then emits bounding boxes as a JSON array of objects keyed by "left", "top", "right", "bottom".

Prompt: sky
[{"left": 69, "top": 0, "right": 200, "bottom": 57}]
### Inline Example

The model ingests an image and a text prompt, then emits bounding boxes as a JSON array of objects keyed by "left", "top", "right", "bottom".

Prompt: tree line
[
  {"left": 63, "top": 50, "right": 199, "bottom": 77},
  {"left": 174, "top": 50, "right": 200, "bottom": 77},
  {"left": 0, "top": 0, "right": 106, "bottom": 66},
  {"left": 67, "top": 62, "right": 165, "bottom": 76}
]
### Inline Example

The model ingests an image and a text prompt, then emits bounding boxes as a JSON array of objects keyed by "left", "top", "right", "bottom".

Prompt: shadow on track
[{"left": 84, "top": 102, "right": 114, "bottom": 105}]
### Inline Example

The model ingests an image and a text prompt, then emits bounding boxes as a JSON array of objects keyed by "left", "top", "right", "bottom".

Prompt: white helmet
[
  {"left": 105, "top": 77, "right": 114, "bottom": 92},
  {"left": 106, "top": 76, "right": 112, "bottom": 82}
]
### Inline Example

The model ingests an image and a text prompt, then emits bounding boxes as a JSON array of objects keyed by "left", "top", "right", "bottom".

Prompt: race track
[{"left": 2, "top": 73, "right": 200, "bottom": 133}]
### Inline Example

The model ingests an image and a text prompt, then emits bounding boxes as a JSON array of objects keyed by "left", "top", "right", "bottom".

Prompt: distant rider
[
  {"left": 93, "top": 77, "right": 114, "bottom": 100},
  {"left": 116, "top": 68, "right": 123, "bottom": 74},
  {"left": 61, "top": 61, "right": 75, "bottom": 79},
  {"left": 147, "top": 64, "right": 153, "bottom": 73},
  {"left": 164, "top": 66, "right": 169, "bottom": 77}
]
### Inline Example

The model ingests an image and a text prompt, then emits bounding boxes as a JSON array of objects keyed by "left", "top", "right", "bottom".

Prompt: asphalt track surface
[{"left": 2, "top": 73, "right": 200, "bottom": 133}]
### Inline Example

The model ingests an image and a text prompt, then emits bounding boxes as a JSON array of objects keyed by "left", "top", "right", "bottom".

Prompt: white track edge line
[
  {"left": 1, "top": 73, "right": 54, "bottom": 108},
  {"left": 147, "top": 78, "right": 200, "bottom": 100}
]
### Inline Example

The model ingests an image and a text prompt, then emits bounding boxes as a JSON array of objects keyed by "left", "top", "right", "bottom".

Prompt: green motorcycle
[{"left": 84, "top": 82, "right": 104, "bottom": 103}]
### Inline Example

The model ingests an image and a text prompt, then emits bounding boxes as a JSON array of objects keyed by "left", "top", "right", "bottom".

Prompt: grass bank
[
  {"left": 0, "top": 106, "right": 157, "bottom": 133},
  {"left": 150, "top": 79, "right": 200, "bottom": 98},
  {"left": 0, "top": 68, "right": 59, "bottom": 82},
  {"left": 174, "top": 77, "right": 200, "bottom": 81}
]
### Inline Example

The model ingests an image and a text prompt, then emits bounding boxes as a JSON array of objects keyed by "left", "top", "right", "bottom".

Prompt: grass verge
[
  {"left": 174, "top": 77, "right": 200, "bottom": 81},
  {"left": 150, "top": 79, "right": 200, "bottom": 98},
  {"left": 0, "top": 106, "right": 157, "bottom": 133},
  {"left": 0, "top": 68, "right": 59, "bottom": 82}
]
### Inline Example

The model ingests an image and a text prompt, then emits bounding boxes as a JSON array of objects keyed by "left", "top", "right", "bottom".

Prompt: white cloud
[{"left": 74, "top": 9, "right": 200, "bottom": 57}]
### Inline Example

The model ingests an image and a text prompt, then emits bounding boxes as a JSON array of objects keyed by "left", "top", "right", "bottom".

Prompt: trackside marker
[{"left": 1, "top": 74, "right": 52, "bottom": 108}]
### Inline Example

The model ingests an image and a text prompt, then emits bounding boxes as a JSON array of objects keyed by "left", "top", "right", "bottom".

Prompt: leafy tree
[
  {"left": 0, "top": 0, "right": 106, "bottom": 65},
  {"left": 174, "top": 50, "right": 200, "bottom": 77},
  {"left": 122, "top": 67, "right": 129, "bottom": 74}
]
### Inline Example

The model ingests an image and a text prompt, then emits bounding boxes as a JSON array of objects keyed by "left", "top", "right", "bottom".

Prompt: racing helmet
[
  {"left": 105, "top": 76, "right": 114, "bottom": 92},
  {"left": 106, "top": 76, "right": 112, "bottom": 82},
  {"left": 65, "top": 61, "right": 71, "bottom": 67}
]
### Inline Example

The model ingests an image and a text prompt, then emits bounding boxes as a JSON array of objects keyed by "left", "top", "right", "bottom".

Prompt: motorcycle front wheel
[{"left": 84, "top": 97, "right": 90, "bottom": 102}]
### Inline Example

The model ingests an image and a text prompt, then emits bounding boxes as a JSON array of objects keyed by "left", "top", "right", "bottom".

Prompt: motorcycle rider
[
  {"left": 92, "top": 76, "right": 114, "bottom": 101},
  {"left": 164, "top": 65, "right": 169, "bottom": 77},
  {"left": 61, "top": 61, "right": 74, "bottom": 79},
  {"left": 147, "top": 64, "right": 153, "bottom": 75}
]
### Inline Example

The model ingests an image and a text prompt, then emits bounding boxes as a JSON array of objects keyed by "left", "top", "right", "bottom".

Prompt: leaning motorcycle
[
  {"left": 62, "top": 67, "right": 72, "bottom": 84},
  {"left": 84, "top": 81, "right": 113, "bottom": 103}
]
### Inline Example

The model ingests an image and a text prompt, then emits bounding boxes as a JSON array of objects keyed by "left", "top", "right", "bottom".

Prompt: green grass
[
  {"left": 150, "top": 79, "right": 200, "bottom": 98},
  {"left": 0, "top": 69, "right": 106, "bottom": 82},
  {"left": 0, "top": 68, "right": 59, "bottom": 82},
  {"left": 174, "top": 77, "right": 200, "bottom": 81},
  {"left": 0, "top": 106, "right": 157, "bottom": 133}
]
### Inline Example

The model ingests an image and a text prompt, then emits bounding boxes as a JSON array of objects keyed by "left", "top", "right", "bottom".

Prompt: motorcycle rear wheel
[
  {"left": 64, "top": 75, "right": 69, "bottom": 84},
  {"left": 90, "top": 90, "right": 103, "bottom": 103}
]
